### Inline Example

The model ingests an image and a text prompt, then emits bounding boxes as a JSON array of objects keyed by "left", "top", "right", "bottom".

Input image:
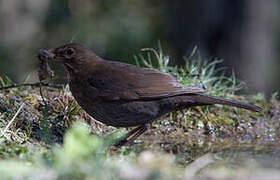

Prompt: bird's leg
[
  {"left": 123, "top": 124, "right": 149, "bottom": 146},
  {"left": 114, "top": 124, "right": 149, "bottom": 146},
  {"left": 113, "top": 125, "right": 143, "bottom": 146}
]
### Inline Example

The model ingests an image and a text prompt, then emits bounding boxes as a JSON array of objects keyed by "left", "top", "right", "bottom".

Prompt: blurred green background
[{"left": 0, "top": 0, "right": 279, "bottom": 94}]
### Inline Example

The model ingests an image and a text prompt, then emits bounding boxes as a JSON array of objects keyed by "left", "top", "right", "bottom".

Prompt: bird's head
[{"left": 40, "top": 43, "right": 102, "bottom": 74}]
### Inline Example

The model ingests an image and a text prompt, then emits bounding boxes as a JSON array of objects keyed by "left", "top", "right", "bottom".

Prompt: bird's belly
[
  {"left": 70, "top": 83, "right": 162, "bottom": 127},
  {"left": 79, "top": 99, "right": 163, "bottom": 127}
]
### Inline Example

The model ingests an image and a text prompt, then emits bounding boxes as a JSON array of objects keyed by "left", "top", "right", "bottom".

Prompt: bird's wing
[{"left": 88, "top": 61, "right": 205, "bottom": 101}]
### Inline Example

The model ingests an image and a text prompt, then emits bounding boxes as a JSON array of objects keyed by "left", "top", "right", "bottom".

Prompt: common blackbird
[{"left": 40, "top": 43, "right": 262, "bottom": 146}]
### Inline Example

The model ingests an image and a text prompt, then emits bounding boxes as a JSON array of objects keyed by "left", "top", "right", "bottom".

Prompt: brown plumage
[{"left": 41, "top": 43, "right": 262, "bottom": 146}]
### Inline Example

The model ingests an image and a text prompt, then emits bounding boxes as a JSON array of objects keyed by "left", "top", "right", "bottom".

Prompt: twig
[
  {"left": 141, "top": 48, "right": 161, "bottom": 66},
  {"left": 196, "top": 106, "right": 210, "bottom": 123},
  {"left": 0, "top": 103, "right": 25, "bottom": 138},
  {"left": 39, "top": 82, "right": 47, "bottom": 106},
  {"left": 0, "top": 82, "right": 63, "bottom": 90}
]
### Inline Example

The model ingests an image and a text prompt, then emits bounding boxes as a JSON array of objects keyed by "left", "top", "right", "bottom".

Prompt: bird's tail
[{"left": 195, "top": 94, "right": 262, "bottom": 112}]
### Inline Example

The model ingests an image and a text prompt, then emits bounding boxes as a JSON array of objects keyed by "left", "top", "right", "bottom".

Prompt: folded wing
[{"left": 88, "top": 61, "right": 205, "bottom": 101}]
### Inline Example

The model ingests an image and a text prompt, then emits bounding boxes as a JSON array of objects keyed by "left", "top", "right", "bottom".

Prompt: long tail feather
[{"left": 195, "top": 94, "right": 262, "bottom": 112}]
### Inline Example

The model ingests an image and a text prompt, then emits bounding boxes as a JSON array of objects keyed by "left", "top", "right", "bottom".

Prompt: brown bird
[{"left": 40, "top": 43, "right": 262, "bottom": 146}]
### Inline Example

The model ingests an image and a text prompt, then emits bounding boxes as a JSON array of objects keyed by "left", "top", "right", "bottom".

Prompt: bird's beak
[{"left": 38, "top": 49, "right": 56, "bottom": 60}]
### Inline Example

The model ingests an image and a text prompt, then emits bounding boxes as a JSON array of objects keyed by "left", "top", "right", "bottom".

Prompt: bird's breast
[{"left": 69, "top": 75, "right": 98, "bottom": 107}]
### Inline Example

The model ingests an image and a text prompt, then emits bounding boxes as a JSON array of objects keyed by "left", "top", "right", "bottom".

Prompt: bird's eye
[{"left": 64, "top": 48, "right": 75, "bottom": 56}]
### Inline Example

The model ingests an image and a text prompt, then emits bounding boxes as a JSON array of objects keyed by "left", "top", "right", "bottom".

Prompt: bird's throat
[{"left": 64, "top": 62, "right": 78, "bottom": 74}]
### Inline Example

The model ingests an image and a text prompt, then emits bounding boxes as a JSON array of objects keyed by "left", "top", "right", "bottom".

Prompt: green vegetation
[
  {"left": 0, "top": 47, "right": 278, "bottom": 179},
  {"left": 135, "top": 43, "right": 246, "bottom": 97}
]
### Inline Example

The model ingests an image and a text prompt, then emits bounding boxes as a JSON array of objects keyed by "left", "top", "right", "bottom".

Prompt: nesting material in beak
[
  {"left": 38, "top": 49, "right": 56, "bottom": 59},
  {"left": 37, "top": 49, "right": 56, "bottom": 81}
]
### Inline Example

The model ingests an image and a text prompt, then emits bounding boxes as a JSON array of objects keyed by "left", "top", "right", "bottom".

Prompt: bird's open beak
[{"left": 38, "top": 49, "right": 56, "bottom": 60}]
